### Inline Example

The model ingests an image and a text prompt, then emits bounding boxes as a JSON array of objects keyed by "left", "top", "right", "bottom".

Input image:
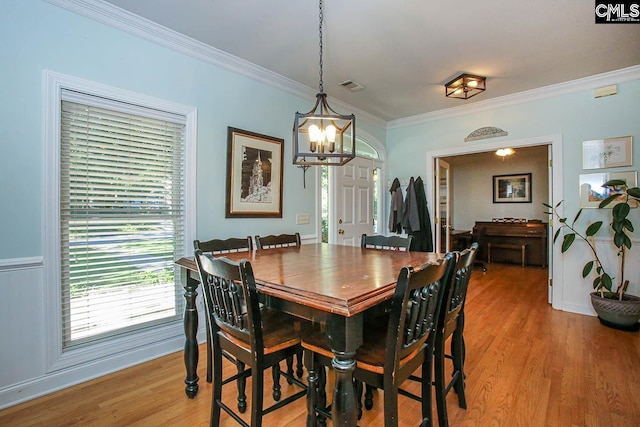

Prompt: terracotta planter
[{"left": 590, "top": 292, "right": 640, "bottom": 331}]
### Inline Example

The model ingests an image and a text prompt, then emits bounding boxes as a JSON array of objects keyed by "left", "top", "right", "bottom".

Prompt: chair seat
[
  {"left": 301, "top": 321, "right": 421, "bottom": 375},
  {"left": 221, "top": 308, "right": 306, "bottom": 355}
]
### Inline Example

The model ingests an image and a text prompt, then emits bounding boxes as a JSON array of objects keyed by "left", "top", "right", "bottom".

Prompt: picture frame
[
  {"left": 579, "top": 171, "right": 638, "bottom": 208},
  {"left": 582, "top": 136, "right": 633, "bottom": 170},
  {"left": 225, "top": 127, "right": 283, "bottom": 218},
  {"left": 493, "top": 173, "right": 532, "bottom": 203}
]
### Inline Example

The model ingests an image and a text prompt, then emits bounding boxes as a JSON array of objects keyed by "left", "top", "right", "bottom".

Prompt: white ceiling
[{"left": 99, "top": 0, "right": 640, "bottom": 121}]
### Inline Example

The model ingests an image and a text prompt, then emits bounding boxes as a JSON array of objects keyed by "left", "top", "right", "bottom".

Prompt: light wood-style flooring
[{"left": 1, "top": 263, "right": 639, "bottom": 426}]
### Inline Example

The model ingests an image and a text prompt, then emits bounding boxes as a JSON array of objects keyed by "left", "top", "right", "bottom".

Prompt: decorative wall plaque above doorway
[{"left": 464, "top": 126, "right": 508, "bottom": 142}]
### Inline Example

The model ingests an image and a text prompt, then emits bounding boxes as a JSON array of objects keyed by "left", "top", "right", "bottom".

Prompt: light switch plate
[{"left": 296, "top": 213, "right": 310, "bottom": 225}]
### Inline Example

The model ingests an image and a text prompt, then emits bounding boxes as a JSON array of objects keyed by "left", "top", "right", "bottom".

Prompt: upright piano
[{"left": 472, "top": 220, "right": 548, "bottom": 267}]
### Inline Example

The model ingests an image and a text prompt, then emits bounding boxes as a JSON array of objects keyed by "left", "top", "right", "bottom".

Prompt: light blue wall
[
  {"left": 0, "top": 0, "right": 386, "bottom": 259},
  {"left": 387, "top": 79, "right": 640, "bottom": 214},
  {"left": 389, "top": 79, "right": 640, "bottom": 210},
  {"left": 0, "top": 0, "right": 386, "bottom": 407},
  {"left": 387, "top": 76, "right": 640, "bottom": 316}
]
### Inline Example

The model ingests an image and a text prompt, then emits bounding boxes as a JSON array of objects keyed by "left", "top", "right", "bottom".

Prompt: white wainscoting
[{"left": 0, "top": 258, "right": 191, "bottom": 410}]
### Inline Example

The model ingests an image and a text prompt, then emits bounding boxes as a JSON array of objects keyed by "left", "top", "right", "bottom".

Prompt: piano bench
[{"left": 487, "top": 242, "right": 527, "bottom": 267}]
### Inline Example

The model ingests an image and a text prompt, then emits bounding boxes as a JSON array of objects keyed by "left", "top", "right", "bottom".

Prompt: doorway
[{"left": 426, "top": 134, "right": 563, "bottom": 308}]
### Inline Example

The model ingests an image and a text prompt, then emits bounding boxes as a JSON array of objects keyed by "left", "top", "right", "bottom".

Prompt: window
[
  {"left": 45, "top": 71, "right": 195, "bottom": 366},
  {"left": 60, "top": 93, "right": 187, "bottom": 348}
]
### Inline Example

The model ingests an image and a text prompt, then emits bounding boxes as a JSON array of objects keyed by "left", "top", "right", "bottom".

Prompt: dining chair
[
  {"left": 359, "top": 233, "right": 413, "bottom": 410},
  {"left": 302, "top": 254, "right": 455, "bottom": 427},
  {"left": 194, "top": 237, "right": 254, "bottom": 411},
  {"left": 254, "top": 232, "right": 304, "bottom": 381},
  {"left": 194, "top": 250, "right": 307, "bottom": 427},
  {"left": 433, "top": 243, "right": 478, "bottom": 427},
  {"left": 254, "top": 233, "right": 301, "bottom": 249},
  {"left": 360, "top": 234, "right": 413, "bottom": 251}
]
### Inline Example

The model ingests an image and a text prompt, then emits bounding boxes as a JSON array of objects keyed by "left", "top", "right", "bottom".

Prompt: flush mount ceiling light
[
  {"left": 293, "top": 0, "right": 355, "bottom": 166},
  {"left": 495, "top": 148, "right": 515, "bottom": 157},
  {"left": 445, "top": 73, "right": 486, "bottom": 99}
]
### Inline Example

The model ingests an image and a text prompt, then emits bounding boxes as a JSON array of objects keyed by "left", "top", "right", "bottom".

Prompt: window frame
[{"left": 43, "top": 70, "right": 196, "bottom": 371}]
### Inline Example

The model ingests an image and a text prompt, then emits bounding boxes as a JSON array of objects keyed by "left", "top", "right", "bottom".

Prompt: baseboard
[
  {"left": 561, "top": 302, "right": 597, "bottom": 317},
  {"left": 0, "top": 335, "right": 185, "bottom": 410}
]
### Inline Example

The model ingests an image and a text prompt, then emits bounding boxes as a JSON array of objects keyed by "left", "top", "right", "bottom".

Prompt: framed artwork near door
[
  {"left": 582, "top": 136, "right": 632, "bottom": 170},
  {"left": 225, "top": 127, "right": 283, "bottom": 218},
  {"left": 493, "top": 173, "right": 532, "bottom": 203},
  {"left": 579, "top": 171, "right": 638, "bottom": 208}
]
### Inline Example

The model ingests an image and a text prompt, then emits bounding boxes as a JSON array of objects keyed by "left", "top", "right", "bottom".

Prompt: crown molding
[
  {"left": 388, "top": 65, "right": 640, "bottom": 129},
  {"left": 40, "top": 1, "right": 640, "bottom": 130},
  {"left": 42, "top": 0, "right": 386, "bottom": 128}
]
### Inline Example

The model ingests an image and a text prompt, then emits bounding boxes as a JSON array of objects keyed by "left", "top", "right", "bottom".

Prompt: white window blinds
[{"left": 60, "top": 92, "right": 186, "bottom": 349}]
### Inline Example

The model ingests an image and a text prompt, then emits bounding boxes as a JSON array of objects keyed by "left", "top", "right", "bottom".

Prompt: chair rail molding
[{"left": 0, "top": 257, "right": 43, "bottom": 272}]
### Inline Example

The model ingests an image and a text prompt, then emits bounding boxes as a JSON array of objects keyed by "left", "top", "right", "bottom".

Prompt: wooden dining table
[{"left": 176, "top": 243, "right": 442, "bottom": 427}]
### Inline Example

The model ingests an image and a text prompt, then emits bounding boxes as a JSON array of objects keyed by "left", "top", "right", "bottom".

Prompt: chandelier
[{"left": 292, "top": 0, "right": 355, "bottom": 166}]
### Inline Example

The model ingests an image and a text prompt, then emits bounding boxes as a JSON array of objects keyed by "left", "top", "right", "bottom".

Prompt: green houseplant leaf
[
  {"left": 585, "top": 221, "right": 602, "bottom": 237},
  {"left": 628, "top": 187, "right": 640, "bottom": 198},
  {"left": 582, "top": 261, "right": 594, "bottom": 278},
  {"left": 561, "top": 233, "right": 575, "bottom": 253}
]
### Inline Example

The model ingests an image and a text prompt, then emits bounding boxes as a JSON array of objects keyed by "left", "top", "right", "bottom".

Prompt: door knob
[{"left": 338, "top": 229, "right": 345, "bottom": 234}]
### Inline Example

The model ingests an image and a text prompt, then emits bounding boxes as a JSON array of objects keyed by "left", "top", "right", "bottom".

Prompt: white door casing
[
  {"left": 426, "top": 134, "right": 562, "bottom": 309},
  {"left": 435, "top": 158, "right": 451, "bottom": 252}
]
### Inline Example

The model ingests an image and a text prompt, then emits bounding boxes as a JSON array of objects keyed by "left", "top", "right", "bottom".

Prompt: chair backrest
[
  {"left": 255, "top": 233, "right": 301, "bottom": 250},
  {"left": 385, "top": 253, "right": 455, "bottom": 371},
  {"left": 194, "top": 249, "right": 264, "bottom": 353},
  {"left": 440, "top": 243, "right": 478, "bottom": 338},
  {"left": 361, "top": 234, "right": 412, "bottom": 251},
  {"left": 194, "top": 236, "right": 253, "bottom": 254}
]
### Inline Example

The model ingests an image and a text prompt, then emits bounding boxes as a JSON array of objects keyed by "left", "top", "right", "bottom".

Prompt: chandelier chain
[{"left": 318, "top": 0, "right": 324, "bottom": 93}]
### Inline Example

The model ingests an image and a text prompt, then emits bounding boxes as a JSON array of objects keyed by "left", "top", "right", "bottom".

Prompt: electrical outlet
[{"left": 296, "top": 213, "right": 310, "bottom": 225}]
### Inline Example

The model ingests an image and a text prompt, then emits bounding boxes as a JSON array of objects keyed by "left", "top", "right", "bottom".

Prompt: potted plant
[{"left": 545, "top": 179, "right": 640, "bottom": 330}]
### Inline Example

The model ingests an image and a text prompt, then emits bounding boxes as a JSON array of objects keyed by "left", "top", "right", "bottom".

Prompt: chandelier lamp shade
[
  {"left": 445, "top": 73, "right": 486, "bottom": 99},
  {"left": 293, "top": 0, "right": 356, "bottom": 166}
]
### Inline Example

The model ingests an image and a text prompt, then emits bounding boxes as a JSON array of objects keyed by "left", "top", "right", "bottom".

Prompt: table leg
[
  {"left": 331, "top": 350, "right": 357, "bottom": 426},
  {"left": 325, "top": 314, "right": 363, "bottom": 427},
  {"left": 182, "top": 270, "right": 200, "bottom": 398}
]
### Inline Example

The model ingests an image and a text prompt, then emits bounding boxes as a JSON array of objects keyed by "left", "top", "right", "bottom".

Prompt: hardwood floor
[{"left": 1, "top": 263, "right": 639, "bottom": 426}]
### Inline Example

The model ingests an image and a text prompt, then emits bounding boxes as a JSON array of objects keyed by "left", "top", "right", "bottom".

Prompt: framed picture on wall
[
  {"left": 582, "top": 136, "right": 633, "bottom": 170},
  {"left": 225, "top": 127, "right": 283, "bottom": 218},
  {"left": 493, "top": 173, "right": 532, "bottom": 203},
  {"left": 579, "top": 171, "right": 638, "bottom": 208}
]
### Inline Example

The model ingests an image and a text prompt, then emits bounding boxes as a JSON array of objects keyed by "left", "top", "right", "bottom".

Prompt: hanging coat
[
  {"left": 388, "top": 178, "right": 404, "bottom": 233},
  {"left": 409, "top": 176, "right": 434, "bottom": 252},
  {"left": 402, "top": 177, "right": 420, "bottom": 234}
]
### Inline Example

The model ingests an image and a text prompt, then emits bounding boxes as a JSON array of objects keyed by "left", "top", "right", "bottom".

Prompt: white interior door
[
  {"left": 435, "top": 158, "right": 451, "bottom": 252},
  {"left": 331, "top": 156, "right": 375, "bottom": 246}
]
